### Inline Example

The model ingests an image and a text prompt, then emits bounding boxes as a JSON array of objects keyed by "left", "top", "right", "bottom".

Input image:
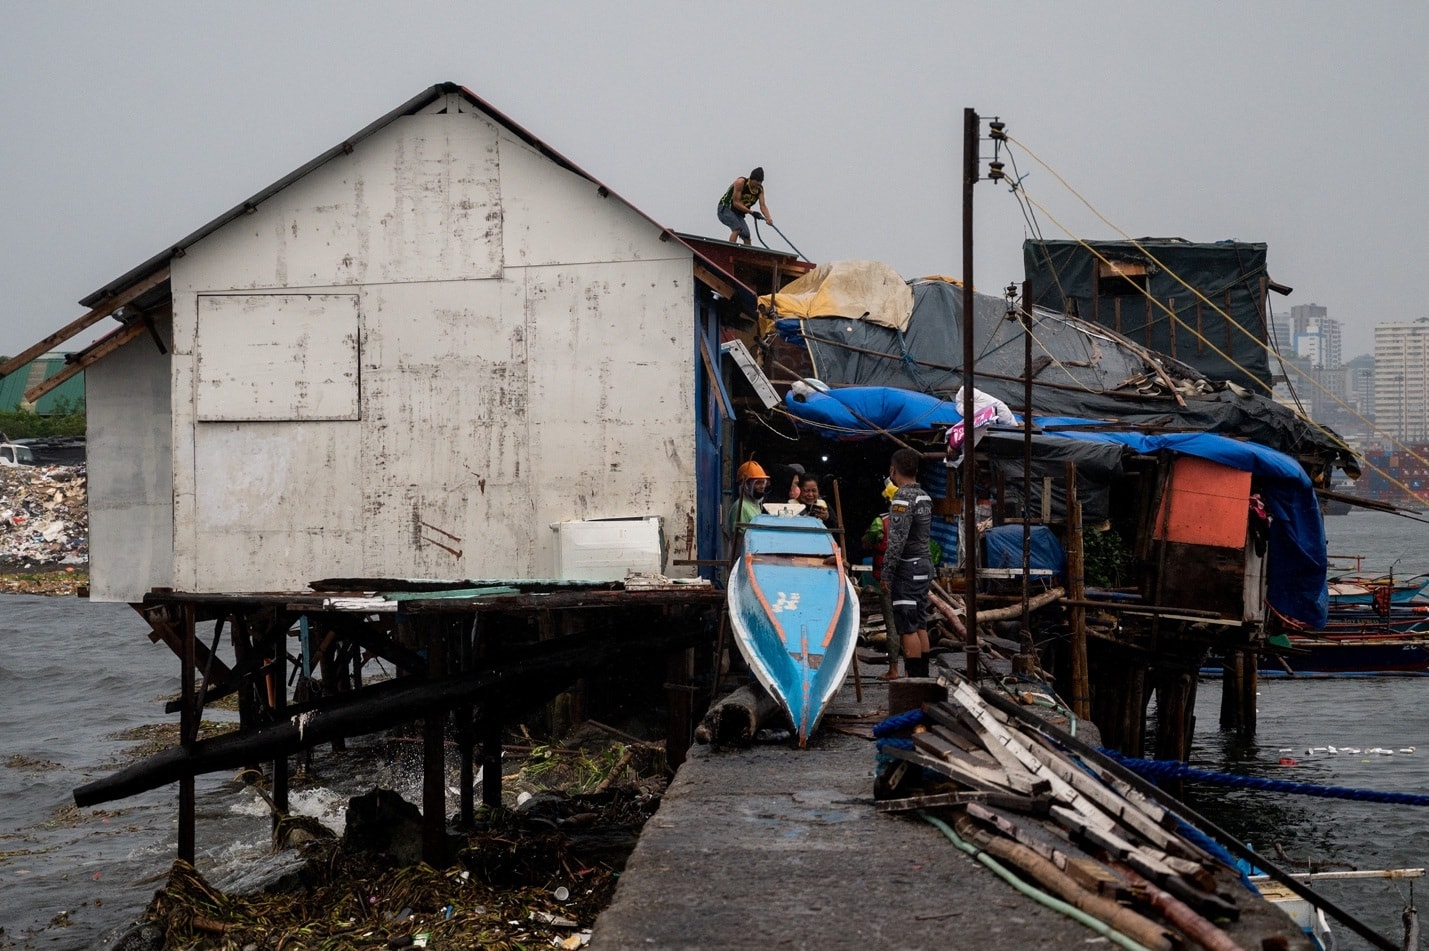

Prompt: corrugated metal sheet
[{"left": 0, "top": 354, "right": 85, "bottom": 414}]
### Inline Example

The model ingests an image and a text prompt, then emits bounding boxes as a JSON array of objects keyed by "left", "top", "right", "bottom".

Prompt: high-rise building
[
  {"left": 1291, "top": 303, "right": 1342, "bottom": 370},
  {"left": 1373, "top": 319, "right": 1429, "bottom": 441},
  {"left": 1345, "top": 353, "right": 1376, "bottom": 421},
  {"left": 1269, "top": 311, "right": 1293, "bottom": 357}
]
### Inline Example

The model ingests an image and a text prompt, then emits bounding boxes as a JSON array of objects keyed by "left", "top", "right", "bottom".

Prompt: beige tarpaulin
[{"left": 757, "top": 260, "right": 914, "bottom": 333}]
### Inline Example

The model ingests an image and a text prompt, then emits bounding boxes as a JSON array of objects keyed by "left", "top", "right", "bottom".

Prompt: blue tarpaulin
[
  {"left": 783, "top": 386, "right": 1327, "bottom": 628},
  {"left": 983, "top": 525, "right": 1066, "bottom": 577},
  {"left": 783, "top": 386, "right": 982, "bottom": 436}
]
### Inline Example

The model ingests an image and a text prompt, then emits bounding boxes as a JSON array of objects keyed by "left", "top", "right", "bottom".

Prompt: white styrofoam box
[{"left": 550, "top": 516, "right": 664, "bottom": 582}]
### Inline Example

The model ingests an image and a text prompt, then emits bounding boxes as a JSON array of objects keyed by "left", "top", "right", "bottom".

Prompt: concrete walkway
[{"left": 589, "top": 675, "right": 1098, "bottom": 950}]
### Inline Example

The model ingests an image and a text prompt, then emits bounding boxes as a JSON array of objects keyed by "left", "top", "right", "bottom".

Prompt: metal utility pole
[
  {"left": 961, "top": 107, "right": 981, "bottom": 682},
  {"left": 1018, "top": 282, "right": 1035, "bottom": 665}
]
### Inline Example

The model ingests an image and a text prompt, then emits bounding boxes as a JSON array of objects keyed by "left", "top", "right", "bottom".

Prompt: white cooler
[{"left": 550, "top": 516, "right": 664, "bottom": 582}]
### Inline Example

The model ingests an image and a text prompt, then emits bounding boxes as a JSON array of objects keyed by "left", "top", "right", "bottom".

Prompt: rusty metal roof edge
[{"left": 79, "top": 82, "right": 750, "bottom": 309}]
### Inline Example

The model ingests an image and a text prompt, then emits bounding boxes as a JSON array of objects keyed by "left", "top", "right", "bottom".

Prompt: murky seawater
[
  {"left": 0, "top": 509, "right": 1424, "bottom": 948},
  {"left": 0, "top": 596, "right": 432, "bottom": 949}
]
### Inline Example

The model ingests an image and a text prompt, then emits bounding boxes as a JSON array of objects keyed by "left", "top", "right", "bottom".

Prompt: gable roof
[
  {"left": 80, "top": 82, "right": 748, "bottom": 310},
  {"left": 0, "top": 83, "right": 764, "bottom": 404}
]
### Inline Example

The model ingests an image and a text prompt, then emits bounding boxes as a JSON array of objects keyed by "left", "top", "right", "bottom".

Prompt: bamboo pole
[
  {"left": 1112, "top": 862, "right": 1244, "bottom": 951},
  {"left": 952, "top": 815, "right": 1175, "bottom": 951},
  {"left": 974, "top": 587, "right": 1065, "bottom": 622}
]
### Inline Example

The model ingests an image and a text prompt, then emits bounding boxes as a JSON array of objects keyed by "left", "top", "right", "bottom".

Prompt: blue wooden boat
[{"left": 727, "top": 513, "right": 859, "bottom": 747}]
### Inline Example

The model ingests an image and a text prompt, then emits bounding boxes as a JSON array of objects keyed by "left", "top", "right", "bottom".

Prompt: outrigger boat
[
  {"left": 1327, "top": 573, "right": 1429, "bottom": 608},
  {"left": 727, "top": 512, "right": 859, "bottom": 747},
  {"left": 1259, "top": 596, "right": 1429, "bottom": 674},
  {"left": 1263, "top": 630, "right": 1429, "bottom": 675}
]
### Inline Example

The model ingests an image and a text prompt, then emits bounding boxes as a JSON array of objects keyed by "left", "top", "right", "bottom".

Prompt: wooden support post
[
  {"left": 665, "top": 642, "right": 695, "bottom": 769},
  {"left": 178, "top": 603, "right": 197, "bottom": 864},
  {"left": 1098, "top": 658, "right": 1148, "bottom": 756},
  {"left": 423, "top": 619, "right": 448, "bottom": 866},
  {"left": 1220, "top": 651, "right": 1243, "bottom": 732},
  {"left": 1066, "top": 463, "right": 1090, "bottom": 721},
  {"left": 230, "top": 612, "right": 261, "bottom": 774},
  {"left": 1152, "top": 668, "right": 1196, "bottom": 762},
  {"left": 457, "top": 618, "right": 475, "bottom": 829},
  {"left": 316, "top": 620, "right": 346, "bottom": 751},
  {"left": 1126, "top": 665, "right": 1146, "bottom": 758},
  {"left": 1184, "top": 669, "right": 1199, "bottom": 759},
  {"left": 271, "top": 622, "right": 288, "bottom": 825},
  {"left": 1239, "top": 650, "right": 1258, "bottom": 738},
  {"left": 481, "top": 709, "right": 503, "bottom": 808}
]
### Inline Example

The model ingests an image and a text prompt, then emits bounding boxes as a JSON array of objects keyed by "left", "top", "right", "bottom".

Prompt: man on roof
[{"left": 717, "top": 167, "right": 773, "bottom": 245}]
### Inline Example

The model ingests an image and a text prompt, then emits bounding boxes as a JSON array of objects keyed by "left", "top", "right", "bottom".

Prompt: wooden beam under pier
[{"left": 74, "top": 625, "right": 702, "bottom": 809}]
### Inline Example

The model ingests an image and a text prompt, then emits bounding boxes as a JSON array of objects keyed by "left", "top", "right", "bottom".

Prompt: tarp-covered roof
[
  {"left": 781, "top": 385, "right": 1327, "bottom": 628},
  {"left": 1024, "top": 238, "right": 1273, "bottom": 393},
  {"left": 759, "top": 260, "right": 914, "bottom": 332},
  {"left": 775, "top": 272, "right": 1355, "bottom": 478}
]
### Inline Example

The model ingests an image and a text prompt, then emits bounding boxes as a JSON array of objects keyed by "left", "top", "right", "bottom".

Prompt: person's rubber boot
[{"left": 906, "top": 657, "right": 930, "bottom": 678}]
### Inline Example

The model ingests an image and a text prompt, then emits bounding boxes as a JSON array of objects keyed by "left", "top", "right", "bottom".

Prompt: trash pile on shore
[
  {"left": 0, "top": 463, "right": 87, "bottom": 569},
  {"left": 115, "top": 734, "right": 667, "bottom": 951}
]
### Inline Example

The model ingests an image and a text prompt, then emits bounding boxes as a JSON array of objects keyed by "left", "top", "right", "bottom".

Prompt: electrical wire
[{"left": 1000, "top": 135, "right": 1429, "bottom": 498}]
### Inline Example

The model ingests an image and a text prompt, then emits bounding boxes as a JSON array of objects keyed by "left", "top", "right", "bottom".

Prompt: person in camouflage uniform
[{"left": 881, "top": 448, "right": 934, "bottom": 678}]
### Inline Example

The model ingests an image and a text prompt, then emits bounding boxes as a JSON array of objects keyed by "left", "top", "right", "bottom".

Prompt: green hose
[{"left": 919, "top": 811, "right": 1154, "bottom": 951}]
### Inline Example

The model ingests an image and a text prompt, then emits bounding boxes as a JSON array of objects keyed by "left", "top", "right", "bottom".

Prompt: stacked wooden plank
[{"left": 875, "top": 675, "right": 1286, "bottom": 951}]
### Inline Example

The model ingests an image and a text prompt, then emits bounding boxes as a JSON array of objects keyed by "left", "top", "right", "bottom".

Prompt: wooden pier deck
[{"left": 589, "top": 672, "right": 1311, "bottom": 951}]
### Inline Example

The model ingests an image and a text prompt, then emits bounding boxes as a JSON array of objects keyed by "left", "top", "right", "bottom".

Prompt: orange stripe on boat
[
  {"left": 744, "top": 551, "right": 788, "bottom": 646},
  {"left": 822, "top": 548, "right": 847, "bottom": 648}
]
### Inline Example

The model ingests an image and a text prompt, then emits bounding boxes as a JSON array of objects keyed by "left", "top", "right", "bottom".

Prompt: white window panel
[{"left": 196, "top": 294, "right": 360, "bottom": 421}]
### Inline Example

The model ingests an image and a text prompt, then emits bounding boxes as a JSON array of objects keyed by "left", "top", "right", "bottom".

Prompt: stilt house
[{"left": 10, "top": 83, "right": 794, "bottom": 602}]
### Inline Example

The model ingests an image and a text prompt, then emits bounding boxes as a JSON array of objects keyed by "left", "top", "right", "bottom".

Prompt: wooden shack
[
  {"left": 11, "top": 82, "right": 794, "bottom": 602},
  {"left": 2, "top": 83, "right": 829, "bottom": 865}
]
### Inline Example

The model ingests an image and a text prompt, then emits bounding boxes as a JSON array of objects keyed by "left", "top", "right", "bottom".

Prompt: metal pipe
[
  {"left": 961, "top": 106, "right": 981, "bottom": 682},
  {"left": 1020, "top": 281, "right": 1034, "bottom": 659}
]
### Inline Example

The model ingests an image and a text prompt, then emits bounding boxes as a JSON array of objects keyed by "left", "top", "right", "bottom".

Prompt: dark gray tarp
[
  {"left": 1023, "top": 238, "right": 1272, "bottom": 393},
  {"left": 978, "top": 430, "right": 1123, "bottom": 524},
  {"left": 791, "top": 278, "right": 1356, "bottom": 478}
]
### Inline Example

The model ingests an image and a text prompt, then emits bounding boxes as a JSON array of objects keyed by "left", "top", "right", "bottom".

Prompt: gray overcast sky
[{"left": 3, "top": 0, "right": 1425, "bottom": 361}]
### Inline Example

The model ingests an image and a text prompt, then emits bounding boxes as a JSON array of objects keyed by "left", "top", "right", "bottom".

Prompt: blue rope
[
  {"left": 1171, "top": 817, "right": 1258, "bottom": 892},
  {"left": 1101, "top": 749, "right": 1429, "bottom": 806},
  {"left": 874, "top": 707, "right": 926, "bottom": 738}
]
